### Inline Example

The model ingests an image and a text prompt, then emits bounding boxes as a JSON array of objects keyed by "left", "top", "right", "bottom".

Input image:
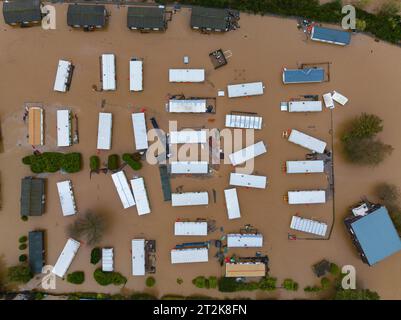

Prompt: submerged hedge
[{"left": 22, "top": 152, "right": 82, "bottom": 173}]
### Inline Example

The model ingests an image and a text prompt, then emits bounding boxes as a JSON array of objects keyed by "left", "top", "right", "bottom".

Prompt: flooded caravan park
[{"left": 0, "top": 4, "right": 401, "bottom": 299}]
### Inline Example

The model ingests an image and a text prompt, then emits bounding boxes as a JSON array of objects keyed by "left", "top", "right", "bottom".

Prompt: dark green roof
[
  {"left": 67, "top": 4, "right": 106, "bottom": 28},
  {"left": 3, "top": 0, "right": 42, "bottom": 25},
  {"left": 127, "top": 6, "right": 166, "bottom": 30},
  {"left": 20, "top": 177, "right": 45, "bottom": 216},
  {"left": 191, "top": 7, "right": 235, "bottom": 31},
  {"left": 29, "top": 231, "right": 44, "bottom": 274}
]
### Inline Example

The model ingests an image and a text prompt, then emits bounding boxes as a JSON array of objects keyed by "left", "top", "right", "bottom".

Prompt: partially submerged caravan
[
  {"left": 169, "top": 130, "right": 207, "bottom": 144},
  {"left": 168, "top": 99, "right": 208, "bottom": 113},
  {"left": 229, "top": 173, "right": 267, "bottom": 189},
  {"left": 132, "top": 239, "right": 145, "bottom": 276},
  {"left": 286, "top": 160, "right": 324, "bottom": 174},
  {"left": 174, "top": 221, "right": 208, "bottom": 236},
  {"left": 130, "top": 177, "right": 151, "bottom": 216},
  {"left": 57, "top": 110, "right": 72, "bottom": 147},
  {"left": 171, "top": 192, "right": 209, "bottom": 207},
  {"left": 283, "top": 101, "right": 323, "bottom": 112},
  {"left": 287, "top": 190, "right": 326, "bottom": 205},
  {"left": 170, "top": 161, "right": 209, "bottom": 174},
  {"left": 227, "top": 233, "right": 263, "bottom": 248},
  {"left": 97, "top": 112, "right": 112, "bottom": 150},
  {"left": 169, "top": 69, "right": 205, "bottom": 83},
  {"left": 101, "top": 54, "right": 116, "bottom": 91},
  {"left": 131, "top": 112, "right": 148, "bottom": 151},
  {"left": 283, "top": 68, "right": 325, "bottom": 84},
  {"left": 102, "top": 248, "right": 114, "bottom": 272},
  {"left": 227, "top": 82, "right": 264, "bottom": 98},
  {"left": 171, "top": 247, "right": 209, "bottom": 264},
  {"left": 290, "top": 216, "right": 328, "bottom": 237},
  {"left": 129, "top": 59, "right": 143, "bottom": 92},
  {"left": 52, "top": 238, "right": 80, "bottom": 278},
  {"left": 56, "top": 180, "right": 77, "bottom": 216},
  {"left": 28, "top": 107, "right": 43, "bottom": 146},
  {"left": 54, "top": 60, "right": 74, "bottom": 92},
  {"left": 224, "top": 188, "right": 241, "bottom": 220},
  {"left": 331, "top": 91, "right": 348, "bottom": 106},
  {"left": 228, "top": 141, "right": 267, "bottom": 166},
  {"left": 111, "top": 171, "right": 135, "bottom": 209},
  {"left": 225, "top": 113, "right": 263, "bottom": 130},
  {"left": 310, "top": 26, "right": 351, "bottom": 46},
  {"left": 288, "top": 129, "right": 327, "bottom": 154}
]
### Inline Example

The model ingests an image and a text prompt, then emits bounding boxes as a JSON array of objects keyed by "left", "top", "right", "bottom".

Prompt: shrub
[
  {"left": 21, "top": 216, "right": 28, "bottom": 222},
  {"left": 93, "top": 268, "right": 127, "bottom": 286},
  {"left": 19, "top": 236, "right": 28, "bottom": 243},
  {"left": 304, "top": 285, "right": 322, "bottom": 293},
  {"left": 208, "top": 276, "right": 217, "bottom": 289},
  {"left": 19, "top": 254, "right": 27, "bottom": 262},
  {"left": 321, "top": 277, "right": 331, "bottom": 290},
  {"left": 22, "top": 156, "right": 31, "bottom": 165},
  {"left": 192, "top": 276, "right": 207, "bottom": 288},
  {"left": 90, "top": 247, "right": 102, "bottom": 265},
  {"left": 107, "top": 154, "right": 120, "bottom": 171},
  {"left": 7, "top": 265, "right": 33, "bottom": 283},
  {"left": 61, "top": 152, "right": 82, "bottom": 173},
  {"left": 258, "top": 277, "right": 277, "bottom": 291},
  {"left": 34, "top": 292, "right": 45, "bottom": 300},
  {"left": 329, "top": 263, "right": 341, "bottom": 276},
  {"left": 218, "top": 277, "right": 239, "bottom": 292},
  {"left": 131, "top": 292, "right": 157, "bottom": 300},
  {"left": 146, "top": 276, "right": 156, "bottom": 287},
  {"left": 67, "top": 271, "right": 85, "bottom": 285},
  {"left": 90, "top": 155, "right": 100, "bottom": 171},
  {"left": 177, "top": 278, "right": 183, "bottom": 285},
  {"left": 376, "top": 183, "right": 400, "bottom": 205},
  {"left": 282, "top": 279, "right": 299, "bottom": 291},
  {"left": 122, "top": 153, "right": 142, "bottom": 171},
  {"left": 161, "top": 294, "right": 186, "bottom": 300},
  {"left": 19, "top": 243, "right": 27, "bottom": 250},
  {"left": 334, "top": 289, "right": 380, "bottom": 300},
  {"left": 23, "top": 152, "right": 82, "bottom": 173}
]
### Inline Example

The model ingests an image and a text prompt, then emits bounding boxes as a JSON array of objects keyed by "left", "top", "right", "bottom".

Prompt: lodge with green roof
[
  {"left": 127, "top": 6, "right": 167, "bottom": 31},
  {"left": 67, "top": 4, "right": 107, "bottom": 30},
  {"left": 20, "top": 177, "right": 45, "bottom": 217},
  {"left": 190, "top": 6, "right": 240, "bottom": 32},
  {"left": 2, "top": 0, "right": 42, "bottom": 26}
]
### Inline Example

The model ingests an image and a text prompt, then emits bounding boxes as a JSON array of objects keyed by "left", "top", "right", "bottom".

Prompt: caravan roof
[
  {"left": 56, "top": 180, "right": 77, "bottom": 216},
  {"left": 57, "top": 110, "right": 71, "bottom": 147},
  {"left": 130, "top": 177, "right": 151, "bottom": 215},
  {"left": 29, "top": 231, "right": 44, "bottom": 274},
  {"left": 225, "top": 263, "right": 266, "bottom": 277},
  {"left": 28, "top": 107, "right": 43, "bottom": 146},
  {"left": 174, "top": 221, "right": 208, "bottom": 236},
  {"left": 227, "top": 82, "right": 264, "bottom": 98},
  {"left": 225, "top": 114, "right": 262, "bottom": 129},
  {"left": 52, "top": 238, "right": 80, "bottom": 278},
  {"left": 111, "top": 171, "right": 136, "bottom": 209},
  {"left": 288, "top": 129, "right": 326, "bottom": 154},
  {"left": 54, "top": 60, "right": 72, "bottom": 92},
  {"left": 283, "top": 68, "right": 325, "bottom": 84},
  {"left": 227, "top": 234, "right": 263, "bottom": 248},
  {"left": 132, "top": 112, "right": 148, "bottom": 150},
  {"left": 228, "top": 141, "right": 267, "bottom": 166},
  {"left": 102, "top": 248, "right": 114, "bottom": 272},
  {"left": 171, "top": 192, "right": 209, "bottom": 207},
  {"left": 171, "top": 247, "right": 209, "bottom": 264},
  {"left": 290, "top": 216, "right": 328, "bottom": 237},
  {"left": 131, "top": 239, "right": 145, "bottom": 276},
  {"left": 286, "top": 160, "right": 324, "bottom": 174},
  {"left": 288, "top": 101, "right": 322, "bottom": 112},
  {"left": 288, "top": 190, "right": 326, "bottom": 204},
  {"left": 97, "top": 112, "right": 112, "bottom": 150},
  {"left": 171, "top": 161, "right": 208, "bottom": 174},
  {"left": 169, "top": 130, "right": 207, "bottom": 144},
  {"left": 101, "top": 54, "right": 116, "bottom": 91},
  {"left": 229, "top": 173, "right": 267, "bottom": 189},
  {"left": 311, "top": 26, "right": 351, "bottom": 46},
  {"left": 129, "top": 60, "right": 143, "bottom": 92},
  {"left": 169, "top": 69, "right": 205, "bottom": 82},
  {"left": 168, "top": 99, "right": 207, "bottom": 113},
  {"left": 224, "top": 188, "right": 241, "bottom": 220}
]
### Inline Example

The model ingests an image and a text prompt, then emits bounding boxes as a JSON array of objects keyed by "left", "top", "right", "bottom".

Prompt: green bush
[
  {"left": 192, "top": 276, "right": 207, "bottom": 288},
  {"left": 61, "top": 153, "right": 82, "bottom": 173},
  {"left": 67, "top": 271, "right": 85, "bottom": 285},
  {"left": 19, "top": 243, "right": 27, "bottom": 250},
  {"left": 90, "top": 248, "right": 102, "bottom": 265},
  {"left": 321, "top": 277, "right": 331, "bottom": 290},
  {"left": 19, "top": 236, "right": 28, "bottom": 243},
  {"left": 22, "top": 156, "right": 31, "bottom": 165},
  {"left": 90, "top": 155, "right": 100, "bottom": 171},
  {"left": 329, "top": 263, "right": 341, "bottom": 276},
  {"left": 146, "top": 276, "right": 156, "bottom": 287},
  {"left": 282, "top": 279, "right": 299, "bottom": 291},
  {"left": 161, "top": 294, "right": 185, "bottom": 300},
  {"left": 122, "top": 153, "right": 142, "bottom": 171},
  {"left": 304, "top": 285, "right": 322, "bottom": 293},
  {"left": 19, "top": 254, "right": 27, "bottom": 262},
  {"left": 258, "top": 277, "right": 277, "bottom": 291},
  {"left": 93, "top": 268, "right": 127, "bottom": 286},
  {"left": 218, "top": 276, "right": 276, "bottom": 292},
  {"left": 22, "top": 152, "right": 82, "bottom": 174},
  {"left": 21, "top": 216, "right": 28, "bottom": 222},
  {"left": 7, "top": 265, "right": 33, "bottom": 283},
  {"left": 177, "top": 278, "right": 183, "bottom": 285},
  {"left": 34, "top": 292, "right": 45, "bottom": 300},
  {"left": 334, "top": 288, "right": 380, "bottom": 300},
  {"left": 208, "top": 276, "right": 217, "bottom": 289},
  {"left": 107, "top": 154, "right": 120, "bottom": 171},
  {"left": 131, "top": 292, "right": 157, "bottom": 300}
]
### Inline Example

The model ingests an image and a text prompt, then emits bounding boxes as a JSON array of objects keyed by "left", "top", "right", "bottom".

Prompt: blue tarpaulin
[{"left": 283, "top": 68, "right": 325, "bottom": 84}]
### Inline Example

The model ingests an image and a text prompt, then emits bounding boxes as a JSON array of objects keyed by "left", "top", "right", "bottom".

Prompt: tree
[
  {"left": 90, "top": 155, "right": 100, "bottom": 171},
  {"left": 93, "top": 268, "right": 127, "bottom": 286},
  {"left": 258, "top": 277, "right": 277, "bottom": 291},
  {"left": 376, "top": 183, "right": 400, "bottom": 205},
  {"left": 334, "top": 289, "right": 380, "bottom": 300},
  {"left": 379, "top": 0, "right": 401, "bottom": 16},
  {"left": 321, "top": 277, "right": 331, "bottom": 290},
  {"left": 146, "top": 276, "right": 156, "bottom": 287},
  {"left": 67, "top": 211, "right": 107, "bottom": 246},
  {"left": 107, "top": 154, "right": 120, "bottom": 171},
  {"left": 90, "top": 247, "right": 102, "bottom": 264},
  {"left": 342, "top": 113, "right": 383, "bottom": 142},
  {"left": 7, "top": 265, "right": 33, "bottom": 283},
  {"left": 192, "top": 276, "right": 207, "bottom": 288},
  {"left": 282, "top": 278, "right": 299, "bottom": 291},
  {"left": 67, "top": 271, "right": 85, "bottom": 284}
]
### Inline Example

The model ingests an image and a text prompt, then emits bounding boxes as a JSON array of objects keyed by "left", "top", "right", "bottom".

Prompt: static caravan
[
  {"left": 229, "top": 173, "right": 267, "bottom": 189},
  {"left": 171, "top": 161, "right": 208, "bottom": 174},
  {"left": 225, "top": 114, "right": 263, "bottom": 130},
  {"left": 169, "top": 130, "right": 207, "bottom": 144},
  {"left": 171, "top": 247, "right": 209, "bottom": 264},
  {"left": 111, "top": 171, "right": 136, "bottom": 209},
  {"left": 288, "top": 129, "right": 326, "bottom": 154},
  {"left": 54, "top": 60, "right": 73, "bottom": 92},
  {"left": 174, "top": 221, "right": 208, "bottom": 236},
  {"left": 228, "top": 141, "right": 267, "bottom": 166},
  {"left": 130, "top": 177, "right": 151, "bottom": 216},
  {"left": 331, "top": 91, "right": 348, "bottom": 106},
  {"left": 131, "top": 112, "right": 148, "bottom": 151},
  {"left": 227, "top": 82, "right": 264, "bottom": 98},
  {"left": 287, "top": 190, "right": 326, "bottom": 205},
  {"left": 311, "top": 26, "right": 351, "bottom": 46},
  {"left": 56, "top": 180, "right": 77, "bottom": 216},
  {"left": 287, "top": 101, "right": 322, "bottom": 112},
  {"left": 171, "top": 192, "right": 209, "bottom": 207},
  {"left": 290, "top": 216, "right": 328, "bottom": 237},
  {"left": 57, "top": 110, "right": 72, "bottom": 147},
  {"left": 283, "top": 68, "right": 325, "bottom": 84},
  {"left": 227, "top": 234, "right": 263, "bottom": 248},
  {"left": 169, "top": 69, "right": 205, "bottom": 83},
  {"left": 97, "top": 112, "right": 112, "bottom": 150},
  {"left": 286, "top": 160, "right": 324, "bottom": 174},
  {"left": 101, "top": 54, "right": 116, "bottom": 91},
  {"left": 102, "top": 248, "right": 114, "bottom": 272},
  {"left": 28, "top": 107, "right": 43, "bottom": 146},
  {"left": 52, "top": 238, "right": 80, "bottom": 278},
  {"left": 132, "top": 239, "right": 145, "bottom": 276},
  {"left": 323, "top": 93, "right": 334, "bottom": 109},
  {"left": 29, "top": 231, "right": 45, "bottom": 274},
  {"left": 129, "top": 59, "right": 143, "bottom": 92},
  {"left": 225, "top": 262, "right": 266, "bottom": 278},
  {"left": 224, "top": 188, "right": 241, "bottom": 220},
  {"left": 168, "top": 99, "right": 208, "bottom": 113}
]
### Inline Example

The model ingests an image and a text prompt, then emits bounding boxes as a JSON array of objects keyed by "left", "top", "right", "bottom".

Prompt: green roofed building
[
  {"left": 67, "top": 4, "right": 107, "bottom": 30},
  {"left": 29, "top": 230, "right": 45, "bottom": 274},
  {"left": 190, "top": 6, "right": 239, "bottom": 32},
  {"left": 127, "top": 6, "right": 167, "bottom": 31},
  {"left": 20, "top": 177, "right": 45, "bottom": 216},
  {"left": 2, "top": 0, "right": 42, "bottom": 26}
]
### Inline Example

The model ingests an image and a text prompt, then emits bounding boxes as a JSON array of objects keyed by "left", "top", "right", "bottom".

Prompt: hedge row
[
  {"left": 122, "top": 153, "right": 142, "bottom": 171},
  {"left": 218, "top": 276, "right": 277, "bottom": 292},
  {"left": 22, "top": 152, "right": 82, "bottom": 174}
]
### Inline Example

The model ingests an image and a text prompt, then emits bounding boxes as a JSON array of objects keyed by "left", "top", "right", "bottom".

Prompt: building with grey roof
[
  {"left": 20, "top": 177, "right": 45, "bottom": 216},
  {"left": 2, "top": 0, "right": 42, "bottom": 26},
  {"left": 29, "top": 230, "right": 45, "bottom": 274},
  {"left": 190, "top": 6, "right": 239, "bottom": 32},
  {"left": 127, "top": 6, "right": 167, "bottom": 31},
  {"left": 67, "top": 4, "right": 107, "bottom": 30}
]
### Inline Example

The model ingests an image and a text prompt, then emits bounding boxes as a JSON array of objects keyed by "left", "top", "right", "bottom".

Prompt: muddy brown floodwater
[{"left": 1, "top": 4, "right": 401, "bottom": 300}]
